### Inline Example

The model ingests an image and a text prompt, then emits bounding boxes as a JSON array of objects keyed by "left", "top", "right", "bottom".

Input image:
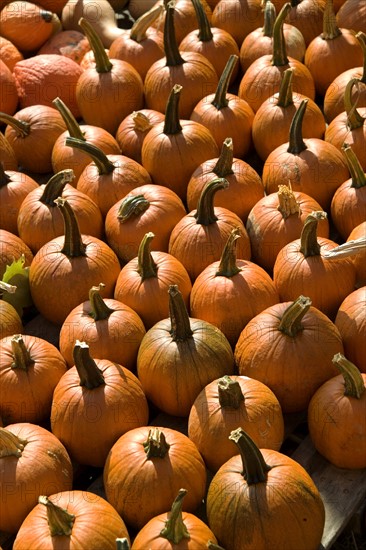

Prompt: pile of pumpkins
[{"left": 0, "top": 0, "right": 365, "bottom": 548}]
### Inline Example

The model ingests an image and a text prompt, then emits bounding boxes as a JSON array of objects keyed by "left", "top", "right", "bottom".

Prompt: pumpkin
[
  {"left": 324, "top": 78, "right": 366, "bottom": 170},
  {"left": 206, "top": 428, "right": 325, "bottom": 550},
  {"left": 304, "top": 0, "right": 364, "bottom": 96},
  {"left": 323, "top": 31, "right": 366, "bottom": 123},
  {"left": 179, "top": 0, "right": 240, "bottom": 85},
  {"left": 0, "top": 334, "right": 67, "bottom": 425},
  {"left": 103, "top": 425, "right": 207, "bottom": 529},
  {"left": 0, "top": 166, "right": 38, "bottom": 236},
  {"left": 141, "top": 84, "right": 219, "bottom": 201},
  {"left": 190, "top": 55, "right": 255, "bottom": 160},
  {"left": 66, "top": 137, "right": 151, "bottom": 217},
  {"left": 13, "top": 491, "right": 130, "bottom": 549},
  {"left": 0, "top": 60, "right": 18, "bottom": 116},
  {"left": 239, "top": 0, "right": 306, "bottom": 72},
  {"left": 115, "top": 109, "right": 165, "bottom": 165},
  {"left": 114, "top": 232, "right": 192, "bottom": 330},
  {"left": 262, "top": 99, "right": 349, "bottom": 210},
  {"left": 59, "top": 283, "right": 146, "bottom": 369},
  {"left": 246, "top": 184, "right": 329, "bottom": 273},
  {"left": 0, "top": 105, "right": 67, "bottom": 174},
  {"left": 273, "top": 211, "right": 356, "bottom": 319},
  {"left": 169, "top": 178, "right": 251, "bottom": 281},
  {"left": 13, "top": 54, "right": 83, "bottom": 118},
  {"left": 51, "top": 340, "right": 149, "bottom": 467},
  {"left": 29, "top": 197, "right": 121, "bottom": 326},
  {"left": 37, "top": 29, "right": 90, "bottom": 62},
  {"left": 0, "top": 130, "right": 18, "bottom": 171},
  {"left": 0, "top": 36, "right": 23, "bottom": 72},
  {"left": 105, "top": 184, "right": 186, "bottom": 264},
  {"left": 308, "top": 353, "right": 366, "bottom": 469},
  {"left": 137, "top": 285, "right": 234, "bottom": 416},
  {"left": 330, "top": 143, "right": 366, "bottom": 240},
  {"left": 188, "top": 375, "right": 284, "bottom": 472},
  {"left": 0, "top": 290, "right": 22, "bottom": 341},
  {"left": 0, "top": 230, "right": 33, "bottom": 279},
  {"left": 108, "top": 5, "right": 165, "bottom": 81},
  {"left": 252, "top": 67, "right": 326, "bottom": 161},
  {"left": 211, "top": 0, "right": 264, "bottom": 46},
  {"left": 347, "top": 222, "right": 366, "bottom": 287},
  {"left": 186, "top": 137, "right": 264, "bottom": 222},
  {"left": 144, "top": 3, "right": 218, "bottom": 120},
  {"left": 131, "top": 488, "right": 218, "bottom": 549},
  {"left": 336, "top": 0, "right": 366, "bottom": 34},
  {"left": 0, "top": 2, "right": 55, "bottom": 52},
  {"left": 238, "top": 3, "right": 315, "bottom": 113},
  {"left": 335, "top": 287, "right": 366, "bottom": 373},
  {"left": 190, "top": 228, "right": 279, "bottom": 346},
  {"left": 286, "top": 0, "right": 326, "bottom": 46},
  {"left": 234, "top": 296, "right": 342, "bottom": 412},
  {"left": 0, "top": 423, "right": 73, "bottom": 533}
]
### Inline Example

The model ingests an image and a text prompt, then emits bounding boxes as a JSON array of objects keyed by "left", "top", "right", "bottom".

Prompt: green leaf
[{"left": 1, "top": 255, "right": 33, "bottom": 317}]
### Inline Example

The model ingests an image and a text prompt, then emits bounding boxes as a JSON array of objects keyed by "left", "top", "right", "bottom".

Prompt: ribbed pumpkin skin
[
  {"left": 330, "top": 177, "right": 366, "bottom": 241},
  {"left": 0, "top": 171, "right": 38, "bottom": 236},
  {"left": 324, "top": 108, "right": 366, "bottom": 171},
  {"left": 188, "top": 376, "right": 284, "bottom": 472},
  {"left": 104, "top": 426, "right": 207, "bottom": 529},
  {"left": 0, "top": 301, "right": 22, "bottom": 341},
  {"left": 211, "top": 0, "right": 263, "bottom": 46},
  {"left": 0, "top": 229, "right": 33, "bottom": 279},
  {"left": 308, "top": 371, "right": 366, "bottom": 469},
  {"left": 0, "top": 60, "right": 18, "bottom": 116},
  {"left": 206, "top": 449, "right": 325, "bottom": 550},
  {"left": 347, "top": 222, "right": 366, "bottom": 288},
  {"left": 137, "top": 319, "right": 235, "bottom": 416},
  {"left": 335, "top": 287, "right": 366, "bottom": 373},
  {"left": 51, "top": 360, "right": 149, "bottom": 467},
  {"left": 323, "top": 67, "right": 366, "bottom": 123},
  {"left": 12, "top": 491, "right": 130, "bottom": 550},
  {"left": 0, "top": 423, "right": 73, "bottom": 534},
  {"left": 234, "top": 302, "right": 343, "bottom": 413}
]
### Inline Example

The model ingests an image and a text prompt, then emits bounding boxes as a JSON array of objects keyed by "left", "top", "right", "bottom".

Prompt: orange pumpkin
[
  {"left": 211, "top": 0, "right": 263, "bottom": 46},
  {"left": 347, "top": 222, "right": 366, "bottom": 287},
  {"left": 335, "top": 287, "right": 366, "bottom": 373},
  {"left": 0, "top": 230, "right": 33, "bottom": 279},
  {"left": 0, "top": 2, "right": 55, "bottom": 52},
  {"left": 0, "top": 166, "right": 38, "bottom": 236},
  {"left": 0, "top": 36, "right": 23, "bottom": 72},
  {"left": 37, "top": 30, "right": 91, "bottom": 63},
  {"left": 0, "top": 60, "right": 18, "bottom": 116}
]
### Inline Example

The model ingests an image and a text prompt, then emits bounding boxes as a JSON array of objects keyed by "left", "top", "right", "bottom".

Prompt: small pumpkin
[
  {"left": 0, "top": 165, "right": 38, "bottom": 236},
  {"left": 0, "top": 2, "right": 55, "bottom": 52},
  {"left": 308, "top": 353, "right": 366, "bottom": 469},
  {"left": 335, "top": 287, "right": 366, "bottom": 373}
]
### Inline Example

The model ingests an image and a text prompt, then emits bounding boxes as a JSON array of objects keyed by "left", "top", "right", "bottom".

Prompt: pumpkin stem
[
  {"left": 194, "top": 177, "right": 229, "bottom": 226},
  {"left": 0, "top": 428, "right": 27, "bottom": 458},
  {"left": 65, "top": 137, "right": 116, "bottom": 175},
  {"left": 344, "top": 78, "right": 365, "bottom": 131},
  {"left": 73, "top": 340, "right": 105, "bottom": 389},
  {"left": 78, "top": 17, "right": 113, "bottom": 73},
  {"left": 143, "top": 427, "right": 171, "bottom": 458},
  {"left": 322, "top": 0, "right": 341, "bottom": 40},
  {"left": 117, "top": 194, "right": 150, "bottom": 222},
  {"left": 38, "top": 495, "right": 75, "bottom": 537},
  {"left": 137, "top": 232, "right": 158, "bottom": 280},
  {"left": 211, "top": 55, "right": 238, "bottom": 110},
  {"left": 52, "top": 97, "right": 85, "bottom": 141},
  {"left": 11, "top": 334, "right": 34, "bottom": 371},
  {"left": 191, "top": 0, "right": 213, "bottom": 42},
  {"left": 88, "top": 283, "right": 114, "bottom": 321},
  {"left": 332, "top": 353, "right": 365, "bottom": 399},
  {"left": 229, "top": 427, "right": 272, "bottom": 484},
  {"left": 356, "top": 32, "right": 366, "bottom": 84},
  {"left": 132, "top": 111, "right": 154, "bottom": 132},
  {"left": 276, "top": 68, "right": 294, "bottom": 108},
  {"left": 164, "top": 1, "right": 185, "bottom": 66},
  {"left": 322, "top": 237, "right": 366, "bottom": 259},
  {"left": 0, "top": 113, "right": 30, "bottom": 138},
  {"left": 213, "top": 138, "right": 235, "bottom": 177},
  {"left": 271, "top": 2, "right": 291, "bottom": 67},
  {"left": 207, "top": 542, "right": 226, "bottom": 550},
  {"left": 287, "top": 99, "right": 308, "bottom": 154},
  {"left": 159, "top": 489, "right": 190, "bottom": 544},
  {"left": 129, "top": 4, "right": 164, "bottom": 42},
  {"left": 342, "top": 143, "right": 366, "bottom": 189},
  {"left": 163, "top": 84, "right": 183, "bottom": 134},
  {"left": 278, "top": 295, "right": 312, "bottom": 337},
  {"left": 169, "top": 284, "right": 193, "bottom": 341},
  {"left": 263, "top": 0, "right": 276, "bottom": 38},
  {"left": 218, "top": 376, "right": 245, "bottom": 408},
  {"left": 215, "top": 228, "right": 242, "bottom": 277},
  {"left": 277, "top": 184, "right": 301, "bottom": 219},
  {"left": 54, "top": 197, "right": 87, "bottom": 258},
  {"left": 0, "top": 162, "right": 11, "bottom": 188},
  {"left": 39, "top": 169, "right": 75, "bottom": 206},
  {"left": 116, "top": 539, "right": 130, "bottom": 550},
  {"left": 299, "top": 210, "right": 327, "bottom": 258},
  {"left": 0, "top": 281, "right": 17, "bottom": 295}
]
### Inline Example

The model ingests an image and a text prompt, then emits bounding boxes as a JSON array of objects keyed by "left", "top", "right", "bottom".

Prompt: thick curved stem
[
  {"left": 52, "top": 97, "right": 85, "bottom": 140},
  {"left": 143, "top": 427, "right": 171, "bottom": 458},
  {"left": 229, "top": 427, "right": 272, "bottom": 484},
  {"left": 211, "top": 55, "right": 238, "bottom": 110},
  {"left": 271, "top": 2, "right": 291, "bottom": 66},
  {"left": 344, "top": 78, "right": 365, "bottom": 131},
  {"left": 54, "top": 197, "right": 87, "bottom": 258},
  {"left": 130, "top": 4, "right": 164, "bottom": 42},
  {"left": 213, "top": 138, "right": 234, "bottom": 177},
  {"left": 191, "top": 0, "right": 213, "bottom": 42},
  {"left": 38, "top": 496, "right": 75, "bottom": 537},
  {"left": 168, "top": 285, "right": 193, "bottom": 341},
  {"left": 342, "top": 143, "right": 366, "bottom": 189},
  {"left": 163, "top": 84, "right": 183, "bottom": 134},
  {"left": 194, "top": 178, "right": 229, "bottom": 226},
  {"left": 322, "top": 0, "right": 341, "bottom": 40},
  {"left": 117, "top": 194, "right": 150, "bottom": 222},
  {"left": 263, "top": 0, "right": 276, "bottom": 37},
  {"left": 11, "top": 335, "right": 34, "bottom": 371},
  {"left": 0, "top": 428, "right": 27, "bottom": 458},
  {"left": 299, "top": 211, "right": 327, "bottom": 258},
  {"left": 287, "top": 99, "right": 308, "bottom": 154},
  {"left": 72, "top": 340, "right": 105, "bottom": 389},
  {"left": 332, "top": 353, "right": 365, "bottom": 399},
  {"left": 160, "top": 489, "right": 190, "bottom": 544},
  {"left": 277, "top": 184, "right": 301, "bottom": 219},
  {"left": 215, "top": 228, "right": 242, "bottom": 277},
  {"left": 88, "top": 283, "right": 114, "bottom": 321},
  {"left": 218, "top": 376, "right": 245, "bottom": 408},
  {"left": 0, "top": 113, "right": 30, "bottom": 138},
  {"left": 137, "top": 232, "right": 158, "bottom": 280},
  {"left": 278, "top": 296, "right": 312, "bottom": 337},
  {"left": 39, "top": 170, "right": 75, "bottom": 206},
  {"left": 65, "top": 137, "right": 115, "bottom": 175},
  {"left": 78, "top": 17, "right": 112, "bottom": 73},
  {"left": 277, "top": 68, "right": 294, "bottom": 108},
  {"left": 164, "top": 2, "right": 184, "bottom": 66}
]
